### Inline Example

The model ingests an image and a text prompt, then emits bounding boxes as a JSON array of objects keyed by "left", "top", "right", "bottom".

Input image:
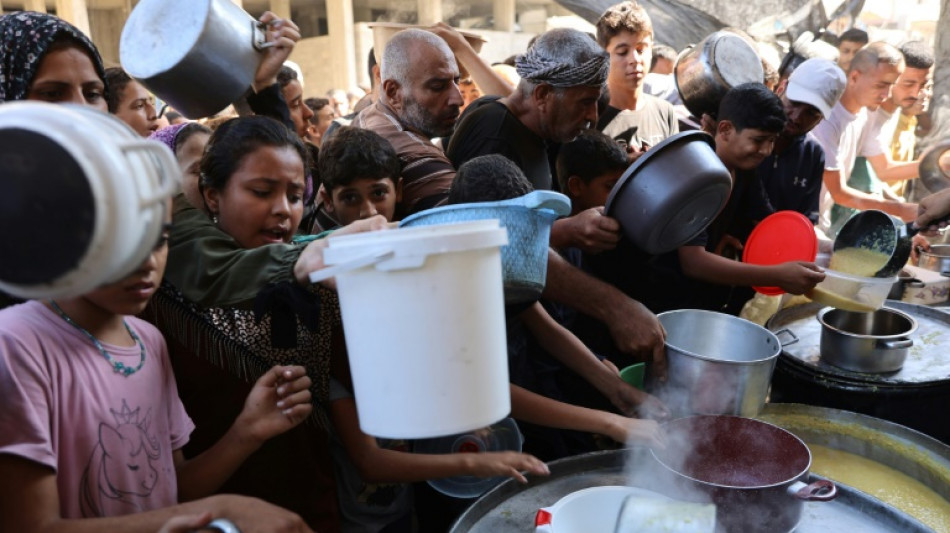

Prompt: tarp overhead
[{"left": 554, "top": 0, "right": 727, "bottom": 51}]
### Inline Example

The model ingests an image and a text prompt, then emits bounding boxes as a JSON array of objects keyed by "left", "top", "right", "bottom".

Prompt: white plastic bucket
[
  {"left": 0, "top": 102, "right": 179, "bottom": 299},
  {"left": 312, "top": 221, "right": 511, "bottom": 439}
]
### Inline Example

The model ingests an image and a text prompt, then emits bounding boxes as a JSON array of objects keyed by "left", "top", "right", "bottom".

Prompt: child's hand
[
  {"left": 774, "top": 261, "right": 825, "bottom": 295},
  {"left": 466, "top": 452, "right": 550, "bottom": 483},
  {"left": 237, "top": 365, "right": 313, "bottom": 445},
  {"left": 623, "top": 418, "right": 666, "bottom": 449},
  {"left": 606, "top": 381, "right": 670, "bottom": 421},
  {"left": 157, "top": 512, "right": 212, "bottom": 533}
]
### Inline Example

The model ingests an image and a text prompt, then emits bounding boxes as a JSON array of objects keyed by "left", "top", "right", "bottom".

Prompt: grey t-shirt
[
  {"left": 597, "top": 94, "right": 680, "bottom": 148},
  {"left": 328, "top": 378, "right": 413, "bottom": 532}
]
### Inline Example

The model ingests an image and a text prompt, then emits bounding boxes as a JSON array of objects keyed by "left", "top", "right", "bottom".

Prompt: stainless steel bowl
[{"left": 917, "top": 244, "right": 950, "bottom": 274}]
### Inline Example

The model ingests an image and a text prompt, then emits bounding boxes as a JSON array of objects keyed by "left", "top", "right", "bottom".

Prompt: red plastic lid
[{"left": 743, "top": 211, "right": 818, "bottom": 295}]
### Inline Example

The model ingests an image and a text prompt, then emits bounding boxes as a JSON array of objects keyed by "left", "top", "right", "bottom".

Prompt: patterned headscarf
[
  {"left": 148, "top": 123, "right": 190, "bottom": 152},
  {"left": 0, "top": 11, "right": 106, "bottom": 103}
]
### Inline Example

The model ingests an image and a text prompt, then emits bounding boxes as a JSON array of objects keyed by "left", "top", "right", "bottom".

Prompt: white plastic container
[
  {"left": 311, "top": 221, "right": 510, "bottom": 439},
  {"left": 807, "top": 254, "right": 896, "bottom": 312},
  {"left": 0, "top": 102, "right": 179, "bottom": 299}
]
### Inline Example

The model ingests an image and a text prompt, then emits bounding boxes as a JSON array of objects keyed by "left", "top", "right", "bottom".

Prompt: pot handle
[
  {"left": 774, "top": 328, "right": 799, "bottom": 347},
  {"left": 119, "top": 141, "right": 181, "bottom": 207},
  {"left": 788, "top": 479, "right": 836, "bottom": 502},
  {"left": 308, "top": 250, "right": 395, "bottom": 283},
  {"left": 252, "top": 20, "right": 277, "bottom": 51},
  {"left": 878, "top": 338, "right": 913, "bottom": 350},
  {"left": 534, "top": 508, "right": 554, "bottom": 531}
]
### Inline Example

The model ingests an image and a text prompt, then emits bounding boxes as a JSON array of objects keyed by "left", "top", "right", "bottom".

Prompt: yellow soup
[
  {"left": 809, "top": 444, "right": 950, "bottom": 532},
  {"left": 829, "top": 247, "right": 891, "bottom": 277}
]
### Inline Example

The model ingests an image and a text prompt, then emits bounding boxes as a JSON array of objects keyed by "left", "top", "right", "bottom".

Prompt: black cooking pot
[{"left": 650, "top": 415, "right": 836, "bottom": 533}]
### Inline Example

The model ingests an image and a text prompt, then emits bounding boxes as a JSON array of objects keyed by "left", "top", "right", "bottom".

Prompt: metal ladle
[{"left": 834, "top": 210, "right": 950, "bottom": 278}]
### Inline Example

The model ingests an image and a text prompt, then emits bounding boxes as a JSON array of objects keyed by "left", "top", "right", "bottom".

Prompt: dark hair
[
  {"left": 839, "top": 28, "right": 869, "bottom": 45},
  {"left": 596, "top": 1, "right": 653, "bottom": 48},
  {"left": 718, "top": 82, "right": 786, "bottom": 133},
  {"left": 276, "top": 65, "right": 298, "bottom": 89},
  {"left": 448, "top": 155, "right": 533, "bottom": 204},
  {"left": 173, "top": 122, "right": 212, "bottom": 155},
  {"left": 367, "top": 47, "right": 377, "bottom": 83},
  {"left": 899, "top": 41, "right": 934, "bottom": 70},
  {"left": 200, "top": 116, "right": 310, "bottom": 192},
  {"left": 651, "top": 44, "right": 677, "bottom": 70},
  {"left": 318, "top": 126, "right": 399, "bottom": 192},
  {"left": 556, "top": 130, "right": 627, "bottom": 191},
  {"left": 103, "top": 67, "right": 133, "bottom": 113},
  {"left": 304, "top": 97, "right": 330, "bottom": 125},
  {"left": 165, "top": 110, "right": 183, "bottom": 122}
]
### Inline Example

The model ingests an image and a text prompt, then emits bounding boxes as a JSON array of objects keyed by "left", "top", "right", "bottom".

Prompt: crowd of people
[{"left": 0, "top": 2, "right": 946, "bottom": 533}]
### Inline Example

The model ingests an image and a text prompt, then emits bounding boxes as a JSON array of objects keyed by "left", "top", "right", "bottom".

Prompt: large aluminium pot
[
  {"left": 674, "top": 31, "right": 764, "bottom": 119},
  {"left": 655, "top": 310, "right": 783, "bottom": 417},
  {"left": 817, "top": 306, "right": 917, "bottom": 373},
  {"left": 917, "top": 244, "right": 950, "bottom": 274},
  {"left": 120, "top": 0, "right": 272, "bottom": 119},
  {"left": 650, "top": 415, "right": 836, "bottom": 533},
  {"left": 604, "top": 131, "right": 732, "bottom": 255},
  {"left": 918, "top": 138, "right": 950, "bottom": 193}
]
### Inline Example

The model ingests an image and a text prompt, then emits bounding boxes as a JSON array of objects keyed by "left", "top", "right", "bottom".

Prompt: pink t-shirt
[{"left": 0, "top": 301, "right": 194, "bottom": 518}]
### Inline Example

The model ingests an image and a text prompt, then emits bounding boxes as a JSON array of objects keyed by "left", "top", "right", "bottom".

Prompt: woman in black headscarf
[{"left": 0, "top": 11, "right": 106, "bottom": 106}]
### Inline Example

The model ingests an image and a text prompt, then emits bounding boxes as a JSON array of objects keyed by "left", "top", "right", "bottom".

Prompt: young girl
[
  {"left": 0, "top": 216, "right": 314, "bottom": 531},
  {"left": 104, "top": 67, "right": 160, "bottom": 137},
  {"left": 147, "top": 115, "right": 359, "bottom": 529},
  {"left": 149, "top": 122, "right": 213, "bottom": 211}
]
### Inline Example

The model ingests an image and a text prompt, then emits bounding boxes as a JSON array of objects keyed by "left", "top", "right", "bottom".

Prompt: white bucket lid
[{"left": 312, "top": 221, "right": 508, "bottom": 281}]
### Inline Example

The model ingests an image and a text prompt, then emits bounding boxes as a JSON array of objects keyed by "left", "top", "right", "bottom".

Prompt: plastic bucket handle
[
  {"left": 308, "top": 250, "right": 394, "bottom": 283},
  {"left": 505, "top": 190, "right": 572, "bottom": 217},
  {"left": 119, "top": 140, "right": 182, "bottom": 206}
]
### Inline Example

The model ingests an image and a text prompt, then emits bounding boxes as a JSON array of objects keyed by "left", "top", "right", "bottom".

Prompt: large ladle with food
[{"left": 832, "top": 209, "right": 949, "bottom": 278}]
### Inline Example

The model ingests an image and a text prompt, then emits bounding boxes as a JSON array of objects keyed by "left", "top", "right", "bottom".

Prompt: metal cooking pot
[
  {"left": 120, "top": 0, "right": 272, "bottom": 119},
  {"left": 888, "top": 269, "right": 923, "bottom": 300},
  {"left": 917, "top": 244, "right": 950, "bottom": 274},
  {"left": 650, "top": 415, "right": 836, "bottom": 533},
  {"left": 817, "top": 307, "right": 917, "bottom": 373},
  {"left": 655, "top": 310, "right": 789, "bottom": 417},
  {"left": 674, "top": 31, "right": 764, "bottom": 119},
  {"left": 604, "top": 131, "right": 732, "bottom": 255}
]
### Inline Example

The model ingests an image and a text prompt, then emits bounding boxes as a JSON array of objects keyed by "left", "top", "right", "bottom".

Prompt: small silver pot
[
  {"left": 917, "top": 244, "right": 950, "bottom": 274},
  {"left": 817, "top": 307, "right": 917, "bottom": 373},
  {"left": 120, "top": 0, "right": 271, "bottom": 119}
]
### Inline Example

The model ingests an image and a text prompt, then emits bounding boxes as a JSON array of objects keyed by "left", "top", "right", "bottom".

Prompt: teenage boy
[
  {"left": 594, "top": 1, "right": 678, "bottom": 148},
  {"left": 836, "top": 28, "right": 869, "bottom": 72}
]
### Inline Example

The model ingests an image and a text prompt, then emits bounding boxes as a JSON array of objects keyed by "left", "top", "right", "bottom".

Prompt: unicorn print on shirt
[{"left": 79, "top": 400, "right": 161, "bottom": 517}]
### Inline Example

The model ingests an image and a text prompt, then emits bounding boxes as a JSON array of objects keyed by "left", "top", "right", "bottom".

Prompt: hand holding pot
[
  {"left": 551, "top": 207, "right": 621, "bottom": 254},
  {"left": 911, "top": 234, "right": 931, "bottom": 263},
  {"left": 252, "top": 12, "right": 302, "bottom": 92},
  {"left": 605, "top": 298, "right": 668, "bottom": 382},
  {"left": 916, "top": 188, "right": 950, "bottom": 235}
]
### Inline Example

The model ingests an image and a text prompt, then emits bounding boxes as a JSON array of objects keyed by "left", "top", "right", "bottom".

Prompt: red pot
[{"left": 649, "top": 415, "right": 836, "bottom": 532}]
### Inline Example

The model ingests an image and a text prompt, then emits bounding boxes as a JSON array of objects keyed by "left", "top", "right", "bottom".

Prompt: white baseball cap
[{"left": 785, "top": 58, "right": 846, "bottom": 118}]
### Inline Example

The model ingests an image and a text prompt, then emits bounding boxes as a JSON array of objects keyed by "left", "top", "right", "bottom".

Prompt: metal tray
[{"left": 449, "top": 446, "right": 931, "bottom": 532}]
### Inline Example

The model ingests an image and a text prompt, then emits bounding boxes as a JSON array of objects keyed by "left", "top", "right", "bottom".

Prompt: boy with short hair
[
  {"left": 837, "top": 28, "right": 869, "bottom": 72},
  {"left": 318, "top": 126, "right": 403, "bottom": 226}
]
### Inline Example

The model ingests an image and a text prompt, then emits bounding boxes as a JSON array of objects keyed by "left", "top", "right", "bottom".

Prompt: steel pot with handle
[
  {"left": 817, "top": 306, "right": 917, "bottom": 373},
  {"left": 655, "top": 310, "right": 793, "bottom": 417},
  {"left": 120, "top": 0, "right": 273, "bottom": 119},
  {"left": 917, "top": 244, "right": 950, "bottom": 274},
  {"left": 649, "top": 415, "right": 837, "bottom": 533},
  {"left": 674, "top": 31, "right": 764, "bottom": 119}
]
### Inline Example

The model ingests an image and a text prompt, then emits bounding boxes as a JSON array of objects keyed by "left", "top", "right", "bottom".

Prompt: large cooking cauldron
[{"left": 650, "top": 415, "right": 836, "bottom": 533}]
